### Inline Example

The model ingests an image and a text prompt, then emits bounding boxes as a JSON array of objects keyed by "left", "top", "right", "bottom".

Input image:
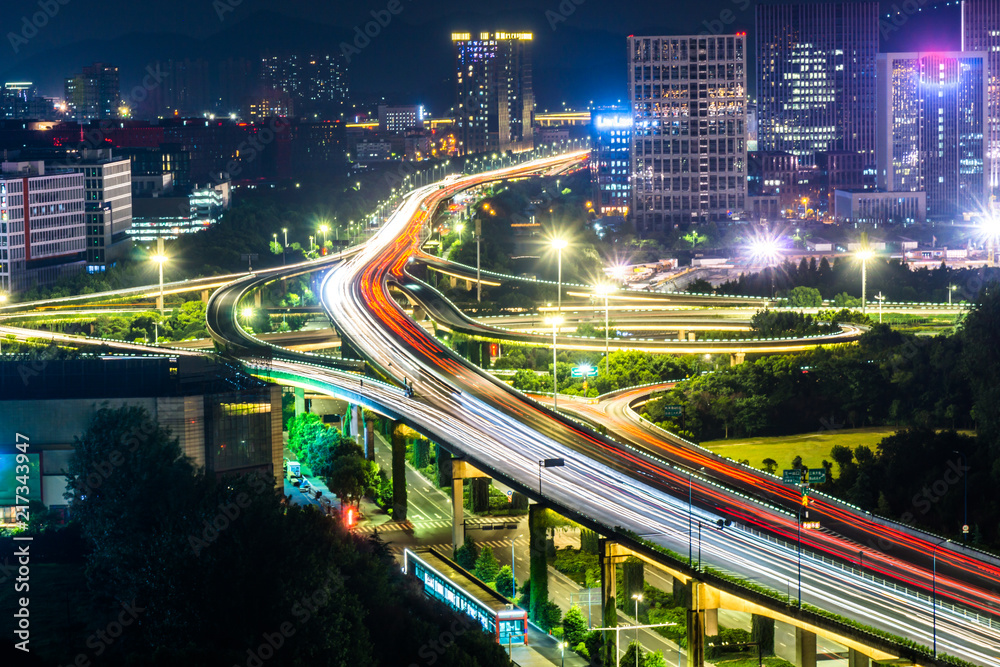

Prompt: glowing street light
[
  {"left": 551, "top": 237, "right": 569, "bottom": 312},
  {"left": 150, "top": 253, "right": 168, "bottom": 313},
  {"left": 948, "top": 284, "right": 958, "bottom": 307},
  {"left": 319, "top": 224, "right": 329, "bottom": 252},
  {"left": 545, "top": 316, "right": 564, "bottom": 410},
  {"left": 632, "top": 593, "right": 643, "bottom": 667},
  {"left": 855, "top": 248, "right": 875, "bottom": 314}
]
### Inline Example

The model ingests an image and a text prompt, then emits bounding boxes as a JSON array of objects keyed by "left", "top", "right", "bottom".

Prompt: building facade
[
  {"left": 131, "top": 181, "right": 229, "bottom": 241},
  {"left": 0, "top": 356, "right": 282, "bottom": 521},
  {"left": 628, "top": 34, "right": 748, "bottom": 231},
  {"left": 0, "top": 161, "right": 86, "bottom": 294},
  {"left": 756, "top": 2, "right": 878, "bottom": 166},
  {"left": 260, "top": 52, "right": 348, "bottom": 116},
  {"left": 876, "top": 51, "right": 989, "bottom": 219},
  {"left": 378, "top": 105, "right": 424, "bottom": 133},
  {"left": 64, "top": 63, "right": 120, "bottom": 121},
  {"left": 590, "top": 109, "right": 632, "bottom": 217},
  {"left": 962, "top": 0, "right": 1000, "bottom": 194},
  {"left": 834, "top": 189, "right": 926, "bottom": 225},
  {"left": 453, "top": 32, "right": 534, "bottom": 155},
  {"left": 64, "top": 149, "right": 132, "bottom": 271}
]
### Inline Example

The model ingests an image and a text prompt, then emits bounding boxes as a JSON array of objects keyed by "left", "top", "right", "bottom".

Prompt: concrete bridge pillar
[
  {"left": 449, "top": 275, "right": 458, "bottom": 289},
  {"left": 391, "top": 424, "right": 407, "bottom": 521},
  {"left": 412, "top": 305, "right": 425, "bottom": 321},
  {"left": 293, "top": 387, "right": 305, "bottom": 417},
  {"left": 794, "top": 627, "right": 817, "bottom": 667},
  {"left": 678, "top": 329, "right": 686, "bottom": 340},
  {"left": 254, "top": 291, "right": 262, "bottom": 307},
  {"left": 730, "top": 352, "right": 745, "bottom": 366},
  {"left": 847, "top": 648, "right": 870, "bottom": 667},
  {"left": 598, "top": 538, "right": 618, "bottom": 664},
  {"left": 352, "top": 405, "right": 363, "bottom": 443},
  {"left": 364, "top": 416, "right": 375, "bottom": 462},
  {"left": 200, "top": 289, "right": 210, "bottom": 303},
  {"left": 688, "top": 332, "right": 696, "bottom": 342},
  {"left": 464, "top": 279, "right": 474, "bottom": 292},
  {"left": 451, "top": 477, "right": 464, "bottom": 550}
]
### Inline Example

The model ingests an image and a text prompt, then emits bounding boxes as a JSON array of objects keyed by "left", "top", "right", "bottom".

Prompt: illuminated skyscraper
[
  {"left": 452, "top": 32, "right": 534, "bottom": 155},
  {"left": 628, "top": 34, "right": 748, "bottom": 231},
  {"left": 961, "top": 0, "right": 1000, "bottom": 194},
  {"left": 876, "top": 51, "right": 988, "bottom": 219},
  {"left": 64, "top": 63, "right": 120, "bottom": 121},
  {"left": 756, "top": 2, "right": 878, "bottom": 166},
  {"left": 590, "top": 109, "right": 632, "bottom": 217}
]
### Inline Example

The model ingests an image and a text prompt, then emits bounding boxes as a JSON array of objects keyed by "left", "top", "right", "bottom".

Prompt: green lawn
[{"left": 701, "top": 427, "right": 900, "bottom": 476}]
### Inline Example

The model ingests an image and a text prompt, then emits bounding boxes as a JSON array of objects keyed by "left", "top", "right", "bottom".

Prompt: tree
[
  {"left": 494, "top": 565, "right": 514, "bottom": 598},
  {"left": 621, "top": 642, "right": 645, "bottom": 666},
  {"left": 474, "top": 545, "right": 501, "bottom": 583},
  {"left": 326, "top": 453, "right": 373, "bottom": 508},
  {"left": 562, "top": 605, "right": 589, "bottom": 646},
  {"left": 761, "top": 458, "right": 778, "bottom": 475},
  {"left": 620, "top": 556, "right": 644, "bottom": 608},
  {"left": 645, "top": 651, "right": 668, "bottom": 667},
  {"left": 751, "top": 614, "right": 775, "bottom": 655},
  {"left": 786, "top": 286, "right": 823, "bottom": 307},
  {"left": 455, "top": 539, "right": 480, "bottom": 571},
  {"left": 683, "top": 231, "right": 706, "bottom": 248},
  {"left": 580, "top": 528, "right": 600, "bottom": 554}
]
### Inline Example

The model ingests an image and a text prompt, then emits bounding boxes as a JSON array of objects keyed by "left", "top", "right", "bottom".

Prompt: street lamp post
[
  {"left": 546, "top": 316, "right": 563, "bottom": 410},
  {"left": 631, "top": 593, "right": 643, "bottom": 667},
  {"left": 948, "top": 284, "right": 957, "bottom": 306},
  {"left": 560, "top": 641, "right": 567, "bottom": 667},
  {"left": 953, "top": 449, "right": 968, "bottom": 540},
  {"left": 875, "top": 292, "right": 885, "bottom": 324},
  {"left": 594, "top": 283, "right": 614, "bottom": 377},
  {"left": 551, "top": 238, "right": 568, "bottom": 313},
  {"left": 151, "top": 253, "right": 167, "bottom": 313},
  {"left": 932, "top": 538, "right": 950, "bottom": 657},
  {"left": 320, "top": 224, "right": 329, "bottom": 252},
  {"left": 856, "top": 249, "right": 874, "bottom": 314}
]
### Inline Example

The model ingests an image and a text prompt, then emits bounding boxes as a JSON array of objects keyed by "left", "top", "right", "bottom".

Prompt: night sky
[{"left": 0, "top": 0, "right": 963, "bottom": 112}]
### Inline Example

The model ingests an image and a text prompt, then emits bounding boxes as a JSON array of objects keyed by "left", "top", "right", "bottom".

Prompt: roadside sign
[
  {"left": 782, "top": 468, "right": 825, "bottom": 485},
  {"left": 783, "top": 469, "right": 806, "bottom": 484},
  {"left": 802, "top": 521, "right": 821, "bottom": 530},
  {"left": 506, "top": 490, "right": 513, "bottom": 503},
  {"left": 808, "top": 468, "right": 827, "bottom": 484},
  {"left": 963, "top": 524, "right": 970, "bottom": 534},
  {"left": 662, "top": 405, "right": 683, "bottom": 417},
  {"left": 571, "top": 365, "right": 598, "bottom": 378},
  {"left": 542, "top": 458, "right": 565, "bottom": 468}
]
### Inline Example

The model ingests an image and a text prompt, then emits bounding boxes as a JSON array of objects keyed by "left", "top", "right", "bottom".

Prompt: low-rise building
[
  {"left": 833, "top": 189, "right": 926, "bottom": 225},
  {"left": 0, "top": 356, "right": 283, "bottom": 522},
  {"left": 0, "top": 160, "right": 86, "bottom": 294}
]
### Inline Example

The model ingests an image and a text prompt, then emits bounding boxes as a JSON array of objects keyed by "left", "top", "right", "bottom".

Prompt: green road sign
[
  {"left": 808, "top": 468, "right": 827, "bottom": 484},
  {"left": 782, "top": 468, "right": 826, "bottom": 484},
  {"left": 782, "top": 469, "right": 806, "bottom": 484},
  {"left": 662, "top": 405, "right": 683, "bottom": 417},
  {"left": 571, "top": 366, "right": 598, "bottom": 378}
]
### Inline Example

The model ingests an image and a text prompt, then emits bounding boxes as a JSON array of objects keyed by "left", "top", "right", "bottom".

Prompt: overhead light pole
[
  {"left": 551, "top": 238, "right": 568, "bottom": 313},
  {"left": 948, "top": 284, "right": 957, "bottom": 306},
  {"left": 631, "top": 593, "right": 643, "bottom": 667},
  {"left": 855, "top": 248, "right": 874, "bottom": 314},
  {"left": 594, "top": 283, "right": 614, "bottom": 377},
  {"left": 151, "top": 253, "right": 168, "bottom": 313},
  {"left": 546, "top": 316, "right": 563, "bottom": 410}
]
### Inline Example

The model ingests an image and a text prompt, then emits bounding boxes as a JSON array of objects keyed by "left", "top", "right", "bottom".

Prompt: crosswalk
[
  {"left": 354, "top": 516, "right": 523, "bottom": 534},
  {"left": 381, "top": 539, "right": 529, "bottom": 559}
]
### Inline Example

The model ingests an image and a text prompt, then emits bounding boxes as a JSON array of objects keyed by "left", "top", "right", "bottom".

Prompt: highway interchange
[{"left": 4, "top": 151, "right": 998, "bottom": 664}]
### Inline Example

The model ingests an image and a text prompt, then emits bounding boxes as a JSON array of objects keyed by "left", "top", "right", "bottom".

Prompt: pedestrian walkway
[{"left": 354, "top": 516, "right": 520, "bottom": 534}]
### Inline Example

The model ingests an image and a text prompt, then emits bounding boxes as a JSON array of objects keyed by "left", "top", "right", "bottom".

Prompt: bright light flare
[
  {"left": 241, "top": 307, "right": 254, "bottom": 319},
  {"left": 855, "top": 249, "right": 875, "bottom": 262},
  {"left": 747, "top": 235, "right": 781, "bottom": 265},
  {"left": 551, "top": 238, "right": 568, "bottom": 251},
  {"left": 150, "top": 254, "right": 168, "bottom": 265},
  {"left": 544, "top": 315, "right": 564, "bottom": 326}
]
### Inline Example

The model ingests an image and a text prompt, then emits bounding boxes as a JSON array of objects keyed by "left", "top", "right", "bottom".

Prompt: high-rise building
[
  {"left": 0, "top": 161, "right": 86, "bottom": 294},
  {"left": 876, "top": 51, "right": 989, "bottom": 219},
  {"left": 962, "top": 0, "right": 1000, "bottom": 194},
  {"left": 756, "top": 2, "right": 878, "bottom": 166},
  {"left": 62, "top": 149, "right": 132, "bottom": 271},
  {"left": 590, "top": 109, "right": 631, "bottom": 217},
  {"left": 453, "top": 32, "right": 534, "bottom": 155},
  {"left": 628, "top": 34, "right": 748, "bottom": 231},
  {"left": 64, "top": 63, "right": 121, "bottom": 121},
  {"left": 378, "top": 105, "right": 424, "bottom": 133},
  {"left": 260, "top": 52, "right": 347, "bottom": 116}
]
